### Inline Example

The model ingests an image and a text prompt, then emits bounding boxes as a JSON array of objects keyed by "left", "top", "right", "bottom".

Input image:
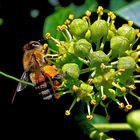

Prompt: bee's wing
[
  {"left": 12, "top": 71, "right": 29, "bottom": 104},
  {"left": 16, "top": 71, "right": 29, "bottom": 92}
]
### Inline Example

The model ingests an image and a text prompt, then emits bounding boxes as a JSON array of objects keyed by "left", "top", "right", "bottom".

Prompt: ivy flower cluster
[{"left": 45, "top": 6, "right": 140, "bottom": 120}]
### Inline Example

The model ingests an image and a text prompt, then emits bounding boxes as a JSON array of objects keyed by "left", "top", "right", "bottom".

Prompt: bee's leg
[
  {"left": 44, "top": 54, "right": 58, "bottom": 59},
  {"left": 54, "top": 73, "right": 65, "bottom": 79}
]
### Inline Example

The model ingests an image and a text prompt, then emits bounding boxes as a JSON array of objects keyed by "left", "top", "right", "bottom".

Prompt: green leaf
[
  {"left": 115, "top": 1, "right": 140, "bottom": 27},
  {"left": 75, "top": 113, "right": 111, "bottom": 139},
  {"left": 73, "top": 0, "right": 97, "bottom": 17},
  {"left": 110, "top": 0, "right": 129, "bottom": 10}
]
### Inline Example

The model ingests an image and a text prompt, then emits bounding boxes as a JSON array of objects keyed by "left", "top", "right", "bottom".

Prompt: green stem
[
  {"left": 93, "top": 123, "right": 132, "bottom": 131},
  {"left": 0, "top": 71, "right": 35, "bottom": 87}
]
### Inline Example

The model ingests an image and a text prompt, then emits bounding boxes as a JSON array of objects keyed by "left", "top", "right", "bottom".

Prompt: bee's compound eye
[{"left": 30, "top": 42, "right": 40, "bottom": 48}]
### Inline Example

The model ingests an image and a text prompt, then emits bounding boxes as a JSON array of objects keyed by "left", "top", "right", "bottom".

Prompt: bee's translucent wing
[
  {"left": 16, "top": 71, "right": 29, "bottom": 92},
  {"left": 12, "top": 71, "right": 29, "bottom": 104}
]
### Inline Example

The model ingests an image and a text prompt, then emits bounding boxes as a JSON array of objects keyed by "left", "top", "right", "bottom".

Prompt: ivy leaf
[
  {"left": 115, "top": 1, "right": 140, "bottom": 27},
  {"left": 75, "top": 113, "right": 111, "bottom": 139},
  {"left": 110, "top": 0, "right": 129, "bottom": 10}
]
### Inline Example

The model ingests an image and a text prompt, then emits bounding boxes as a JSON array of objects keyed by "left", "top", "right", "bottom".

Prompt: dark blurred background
[{"left": 0, "top": 0, "right": 139, "bottom": 140}]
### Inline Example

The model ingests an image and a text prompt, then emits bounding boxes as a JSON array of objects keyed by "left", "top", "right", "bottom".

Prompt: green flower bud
[
  {"left": 89, "top": 50, "right": 110, "bottom": 67},
  {"left": 56, "top": 53, "right": 82, "bottom": 68},
  {"left": 74, "top": 39, "right": 92, "bottom": 58},
  {"left": 107, "top": 30, "right": 115, "bottom": 41},
  {"left": 69, "top": 19, "right": 88, "bottom": 39},
  {"left": 85, "top": 29, "right": 91, "bottom": 41},
  {"left": 127, "top": 109, "right": 140, "bottom": 138},
  {"left": 110, "top": 36, "right": 130, "bottom": 58},
  {"left": 90, "top": 19, "right": 108, "bottom": 44},
  {"left": 117, "top": 56, "right": 136, "bottom": 70},
  {"left": 62, "top": 63, "right": 80, "bottom": 79},
  {"left": 117, "top": 25, "right": 136, "bottom": 43},
  {"left": 80, "top": 83, "right": 93, "bottom": 93}
]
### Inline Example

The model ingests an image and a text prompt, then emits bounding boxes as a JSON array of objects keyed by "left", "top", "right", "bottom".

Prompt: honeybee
[{"left": 12, "top": 41, "right": 61, "bottom": 103}]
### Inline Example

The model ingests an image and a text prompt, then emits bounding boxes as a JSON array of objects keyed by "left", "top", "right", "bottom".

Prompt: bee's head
[{"left": 23, "top": 41, "right": 42, "bottom": 51}]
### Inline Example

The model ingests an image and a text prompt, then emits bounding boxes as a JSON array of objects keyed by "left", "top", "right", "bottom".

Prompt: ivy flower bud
[
  {"left": 117, "top": 56, "right": 136, "bottom": 70},
  {"left": 127, "top": 109, "right": 140, "bottom": 138},
  {"left": 90, "top": 19, "right": 108, "bottom": 45},
  {"left": 74, "top": 39, "right": 92, "bottom": 58},
  {"left": 89, "top": 50, "right": 110, "bottom": 67},
  {"left": 69, "top": 18, "right": 88, "bottom": 39},
  {"left": 117, "top": 25, "right": 136, "bottom": 43},
  {"left": 110, "top": 36, "right": 130, "bottom": 58},
  {"left": 62, "top": 63, "right": 80, "bottom": 79}
]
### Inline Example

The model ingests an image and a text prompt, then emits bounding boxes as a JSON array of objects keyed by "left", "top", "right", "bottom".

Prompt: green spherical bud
[
  {"left": 89, "top": 50, "right": 110, "bottom": 67},
  {"left": 90, "top": 19, "right": 108, "bottom": 44},
  {"left": 80, "top": 83, "right": 93, "bottom": 93},
  {"left": 117, "top": 26, "right": 136, "bottom": 43},
  {"left": 107, "top": 30, "right": 115, "bottom": 41},
  {"left": 62, "top": 63, "right": 80, "bottom": 79},
  {"left": 127, "top": 109, "right": 140, "bottom": 138},
  {"left": 110, "top": 36, "right": 130, "bottom": 58},
  {"left": 69, "top": 19, "right": 88, "bottom": 39},
  {"left": 117, "top": 56, "right": 136, "bottom": 70},
  {"left": 85, "top": 29, "right": 91, "bottom": 41},
  {"left": 74, "top": 39, "right": 92, "bottom": 58}
]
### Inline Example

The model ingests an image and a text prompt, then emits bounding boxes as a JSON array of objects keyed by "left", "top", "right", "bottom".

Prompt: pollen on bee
[{"left": 43, "top": 65, "right": 58, "bottom": 78}]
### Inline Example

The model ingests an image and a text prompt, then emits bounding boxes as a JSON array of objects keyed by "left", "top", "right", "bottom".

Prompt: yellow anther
[
  {"left": 108, "top": 11, "right": 116, "bottom": 20},
  {"left": 64, "top": 19, "right": 70, "bottom": 25},
  {"left": 128, "top": 84, "right": 136, "bottom": 90},
  {"left": 101, "top": 95, "right": 107, "bottom": 100},
  {"left": 91, "top": 99, "right": 96, "bottom": 105},
  {"left": 111, "top": 14, "right": 116, "bottom": 20},
  {"left": 57, "top": 25, "right": 62, "bottom": 31},
  {"left": 82, "top": 16, "right": 89, "bottom": 21},
  {"left": 118, "top": 102, "right": 125, "bottom": 109},
  {"left": 69, "top": 14, "right": 74, "bottom": 20},
  {"left": 61, "top": 24, "right": 67, "bottom": 30},
  {"left": 135, "top": 29, "right": 139, "bottom": 34},
  {"left": 97, "top": 6, "right": 104, "bottom": 16},
  {"left": 43, "top": 43, "right": 48, "bottom": 49},
  {"left": 128, "top": 20, "right": 133, "bottom": 26},
  {"left": 46, "top": 32, "right": 51, "bottom": 39},
  {"left": 85, "top": 10, "right": 91, "bottom": 17},
  {"left": 121, "top": 87, "right": 126, "bottom": 93},
  {"left": 65, "top": 110, "right": 71, "bottom": 116},
  {"left": 137, "top": 32, "right": 140, "bottom": 38},
  {"left": 86, "top": 114, "right": 93, "bottom": 120},
  {"left": 125, "top": 104, "right": 132, "bottom": 110},
  {"left": 100, "top": 63, "right": 106, "bottom": 69},
  {"left": 108, "top": 11, "right": 113, "bottom": 16},
  {"left": 136, "top": 45, "right": 140, "bottom": 51}
]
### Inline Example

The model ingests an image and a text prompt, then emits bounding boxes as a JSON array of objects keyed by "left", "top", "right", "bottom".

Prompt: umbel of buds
[{"left": 45, "top": 6, "right": 140, "bottom": 120}]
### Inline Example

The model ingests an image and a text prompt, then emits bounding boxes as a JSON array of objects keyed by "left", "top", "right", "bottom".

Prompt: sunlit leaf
[
  {"left": 110, "top": 0, "right": 129, "bottom": 10},
  {"left": 115, "top": 1, "right": 140, "bottom": 27}
]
